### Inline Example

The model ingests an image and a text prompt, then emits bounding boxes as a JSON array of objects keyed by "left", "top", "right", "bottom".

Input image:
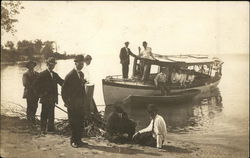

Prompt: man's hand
[{"left": 132, "top": 131, "right": 140, "bottom": 139}]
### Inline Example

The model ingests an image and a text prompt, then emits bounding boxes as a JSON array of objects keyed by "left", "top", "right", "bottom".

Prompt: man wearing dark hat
[
  {"left": 133, "top": 104, "right": 167, "bottom": 149},
  {"left": 120, "top": 41, "right": 133, "bottom": 79},
  {"left": 61, "top": 55, "right": 89, "bottom": 148},
  {"left": 105, "top": 102, "right": 136, "bottom": 144},
  {"left": 35, "top": 57, "right": 64, "bottom": 134},
  {"left": 22, "top": 60, "right": 39, "bottom": 125}
]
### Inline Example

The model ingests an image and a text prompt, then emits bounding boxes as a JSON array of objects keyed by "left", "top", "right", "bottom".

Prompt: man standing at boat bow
[
  {"left": 120, "top": 41, "right": 133, "bottom": 80},
  {"left": 139, "top": 41, "right": 157, "bottom": 81}
]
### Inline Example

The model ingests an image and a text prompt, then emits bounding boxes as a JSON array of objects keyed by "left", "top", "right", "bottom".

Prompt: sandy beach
[{"left": 0, "top": 115, "right": 248, "bottom": 158}]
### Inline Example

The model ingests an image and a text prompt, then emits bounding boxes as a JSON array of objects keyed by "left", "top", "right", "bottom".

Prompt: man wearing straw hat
[
  {"left": 36, "top": 57, "right": 64, "bottom": 135},
  {"left": 62, "top": 55, "right": 89, "bottom": 148},
  {"left": 22, "top": 60, "right": 39, "bottom": 125}
]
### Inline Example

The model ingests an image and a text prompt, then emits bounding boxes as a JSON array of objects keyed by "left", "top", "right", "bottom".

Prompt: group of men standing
[{"left": 22, "top": 55, "right": 92, "bottom": 148}]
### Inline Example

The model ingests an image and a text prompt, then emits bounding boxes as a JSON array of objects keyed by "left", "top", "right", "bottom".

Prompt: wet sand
[{"left": 0, "top": 115, "right": 248, "bottom": 158}]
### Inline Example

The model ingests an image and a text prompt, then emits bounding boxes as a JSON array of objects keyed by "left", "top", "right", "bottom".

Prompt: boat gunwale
[{"left": 102, "top": 78, "right": 221, "bottom": 90}]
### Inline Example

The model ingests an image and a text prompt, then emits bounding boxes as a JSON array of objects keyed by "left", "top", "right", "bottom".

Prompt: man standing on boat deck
[
  {"left": 133, "top": 104, "right": 167, "bottom": 149},
  {"left": 139, "top": 41, "right": 157, "bottom": 81},
  {"left": 22, "top": 60, "right": 39, "bottom": 126},
  {"left": 36, "top": 57, "right": 64, "bottom": 134},
  {"left": 61, "top": 55, "right": 89, "bottom": 148},
  {"left": 120, "top": 41, "right": 133, "bottom": 80}
]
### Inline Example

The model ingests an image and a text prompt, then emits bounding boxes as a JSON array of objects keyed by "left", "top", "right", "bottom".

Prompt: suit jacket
[
  {"left": 61, "top": 69, "right": 87, "bottom": 109},
  {"left": 36, "top": 69, "right": 64, "bottom": 104},
  {"left": 120, "top": 47, "right": 132, "bottom": 65},
  {"left": 22, "top": 70, "right": 39, "bottom": 98}
]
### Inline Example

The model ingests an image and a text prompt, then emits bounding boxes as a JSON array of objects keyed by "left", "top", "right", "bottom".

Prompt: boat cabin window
[{"left": 150, "top": 65, "right": 160, "bottom": 74}]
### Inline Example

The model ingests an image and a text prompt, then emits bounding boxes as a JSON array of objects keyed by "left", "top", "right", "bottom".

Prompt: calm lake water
[{"left": 1, "top": 54, "right": 249, "bottom": 140}]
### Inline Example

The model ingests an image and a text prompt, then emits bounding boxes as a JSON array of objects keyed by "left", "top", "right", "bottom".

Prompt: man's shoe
[
  {"left": 71, "top": 142, "right": 79, "bottom": 148},
  {"left": 40, "top": 131, "right": 46, "bottom": 136}
]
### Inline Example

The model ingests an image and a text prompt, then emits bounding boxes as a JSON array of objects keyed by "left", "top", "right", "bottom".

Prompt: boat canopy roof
[{"left": 129, "top": 52, "right": 222, "bottom": 66}]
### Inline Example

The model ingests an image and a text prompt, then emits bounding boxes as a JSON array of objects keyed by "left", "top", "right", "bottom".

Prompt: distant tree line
[{"left": 1, "top": 40, "right": 76, "bottom": 62}]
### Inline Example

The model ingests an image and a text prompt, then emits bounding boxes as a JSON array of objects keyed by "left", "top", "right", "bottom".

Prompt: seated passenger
[
  {"left": 105, "top": 104, "right": 136, "bottom": 144},
  {"left": 154, "top": 68, "right": 169, "bottom": 95},
  {"left": 171, "top": 68, "right": 177, "bottom": 83},
  {"left": 179, "top": 70, "right": 187, "bottom": 87},
  {"left": 171, "top": 68, "right": 183, "bottom": 84},
  {"left": 186, "top": 70, "right": 195, "bottom": 85},
  {"left": 173, "top": 69, "right": 182, "bottom": 84}
]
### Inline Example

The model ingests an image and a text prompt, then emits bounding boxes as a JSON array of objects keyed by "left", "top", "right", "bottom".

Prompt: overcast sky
[{"left": 2, "top": 1, "right": 249, "bottom": 56}]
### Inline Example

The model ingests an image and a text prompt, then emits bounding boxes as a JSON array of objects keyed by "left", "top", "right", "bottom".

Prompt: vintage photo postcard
[{"left": 1, "top": 1, "right": 249, "bottom": 158}]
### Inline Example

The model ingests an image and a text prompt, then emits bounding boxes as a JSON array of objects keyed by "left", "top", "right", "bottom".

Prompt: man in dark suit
[
  {"left": 120, "top": 41, "right": 132, "bottom": 79},
  {"left": 22, "top": 60, "right": 39, "bottom": 125},
  {"left": 105, "top": 104, "right": 136, "bottom": 144},
  {"left": 61, "top": 55, "right": 89, "bottom": 148},
  {"left": 36, "top": 57, "right": 64, "bottom": 134}
]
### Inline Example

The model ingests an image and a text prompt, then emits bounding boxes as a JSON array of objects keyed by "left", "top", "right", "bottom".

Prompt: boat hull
[
  {"left": 102, "top": 79, "right": 220, "bottom": 105},
  {"left": 127, "top": 89, "right": 200, "bottom": 105}
]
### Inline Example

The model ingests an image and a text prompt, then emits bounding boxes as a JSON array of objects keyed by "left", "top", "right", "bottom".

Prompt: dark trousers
[
  {"left": 158, "top": 82, "right": 170, "bottom": 95},
  {"left": 26, "top": 97, "right": 39, "bottom": 124},
  {"left": 67, "top": 106, "right": 85, "bottom": 143},
  {"left": 41, "top": 102, "right": 55, "bottom": 132},
  {"left": 133, "top": 132, "right": 156, "bottom": 147},
  {"left": 122, "top": 64, "right": 129, "bottom": 79},
  {"left": 122, "top": 119, "right": 136, "bottom": 140}
]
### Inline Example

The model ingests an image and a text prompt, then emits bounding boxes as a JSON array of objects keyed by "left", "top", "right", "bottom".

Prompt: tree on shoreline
[
  {"left": 1, "top": 1, "right": 24, "bottom": 35},
  {"left": 1, "top": 39, "right": 76, "bottom": 62}
]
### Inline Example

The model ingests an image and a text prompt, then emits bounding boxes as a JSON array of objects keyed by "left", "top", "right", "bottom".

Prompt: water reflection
[{"left": 104, "top": 88, "right": 223, "bottom": 133}]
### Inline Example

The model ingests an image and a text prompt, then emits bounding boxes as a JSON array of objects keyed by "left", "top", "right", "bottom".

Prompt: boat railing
[{"left": 105, "top": 75, "right": 146, "bottom": 86}]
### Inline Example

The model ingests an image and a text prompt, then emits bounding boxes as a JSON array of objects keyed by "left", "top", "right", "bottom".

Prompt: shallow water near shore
[{"left": 1, "top": 54, "right": 249, "bottom": 154}]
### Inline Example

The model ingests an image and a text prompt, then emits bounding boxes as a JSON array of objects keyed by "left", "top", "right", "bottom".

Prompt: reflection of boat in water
[
  {"left": 105, "top": 88, "right": 223, "bottom": 133},
  {"left": 102, "top": 52, "right": 223, "bottom": 105}
]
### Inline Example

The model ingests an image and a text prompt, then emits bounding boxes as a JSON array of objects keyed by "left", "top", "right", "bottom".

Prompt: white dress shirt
[
  {"left": 139, "top": 114, "right": 167, "bottom": 148},
  {"left": 82, "top": 65, "right": 92, "bottom": 83},
  {"left": 174, "top": 73, "right": 182, "bottom": 83},
  {"left": 47, "top": 69, "right": 53, "bottom": 79},
  {"left": 187, "top": 74, "right": 195, "bottom": 83},
  {"left": 140, "top": 47, "right": 153, "bottom": 59},
  {"left": 74, "top": 68, "right": 83, "bottom": 80}
]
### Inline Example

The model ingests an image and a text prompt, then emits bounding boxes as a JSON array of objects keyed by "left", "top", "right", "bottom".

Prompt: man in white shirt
[
  {"left": 173, "top": 69, "right": 183, "bottom": 86},
  {"left": 138, "top": 41, "right": 157, "bottom": 81},
  {"left": 186, "top": 70, "right": 195, "bottom": 85},
  {"left": 83, "top": 54, "right": 92, "bottom": 83},
  {"left": 133, "top": 104, "right": 167, "bottom": 149}
]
